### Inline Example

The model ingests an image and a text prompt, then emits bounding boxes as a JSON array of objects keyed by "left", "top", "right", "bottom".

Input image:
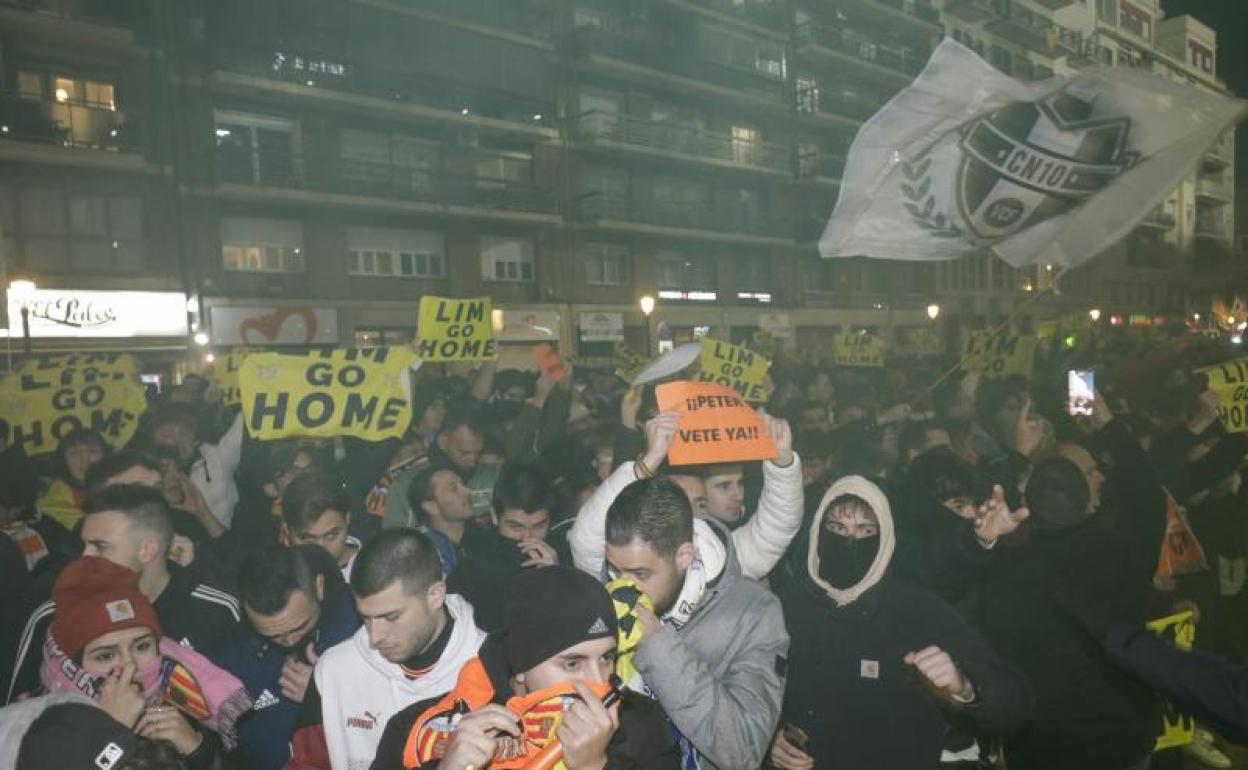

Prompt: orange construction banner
[{"left": 656, "top": 381, "right": 777, "bottom": 466}]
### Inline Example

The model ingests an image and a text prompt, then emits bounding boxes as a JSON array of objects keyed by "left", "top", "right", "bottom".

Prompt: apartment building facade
[{"left": 0, "top": 0, "right": 1236, "bottom": 365}]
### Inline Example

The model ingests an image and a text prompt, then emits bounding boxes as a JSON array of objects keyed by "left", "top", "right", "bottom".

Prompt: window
[
  {"left": 1119, "top": 1, "right": 1152, "bottom": 41},
  {"left": 14, "top": 190, "right": 141, "bottom": 272},
  {"left": 736, "top": 256, "right": 770, "bottom": 292},
  {"left": 346, "top": 227, "right": 444, "bottom": 279},
  {"left": 731, "top": 125, "right": 761, "bottom": 165},
  {"left": 221, "top": 217, "right": 304, "bottom": 273},
  {"left": 475, "top": 152, "right": 531, "bottom": 184},
  {"left": 1189, "top": 42, "right": 1213, "bottom": 74},
  {"left": 215, "top": 111, "right": 296, "bottom": 185},
  {"left": 582, "top": 242, "right": 628, "bottom": 285},
  {"left": 795, "top": 75, "right": 819, "bottom": 113},
  {"left": 657, "top": 252, "right": 714, "bottom": 292},
  {"left": 355, "top": 327, "right": 414, "bottom": 348},
  {"left": 481, "top": 236, "right": 534, "bottom": 282}
]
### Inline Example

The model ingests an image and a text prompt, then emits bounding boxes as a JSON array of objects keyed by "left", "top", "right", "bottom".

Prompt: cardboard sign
[
  {"left": 211, "top": 349, "right": 259, "bottom": 408},
  {"left": 656, "top": 382, "right": 777, "bottom": 466},
  {"left": 899, "top": 327, "right": 944, "bottom": 356},
  {"left": 695, "top": 338, "right": 770, "bottom": 403},
  {"left": 240, "top": 348, "right": 414, "bottom": 441},
  {"left": 963, "top": 332, "right": 1036, "bottom": 378},
  {"left": 1147, "top": 610, "right": 1196, "bottom": 751},
  {"left": 0, "top": 363, "right": 147, "bottom": 455},
  {"left": 1196, "top": 358, "right": 1248, "bottom": 433},
  {"left": 832, "top": 333, "right": 885, "bottom": 368},
  {"left": 533, "top": 343, "right": 568, "bottom": 382},
  {"left": 415, "top": 296, "right": 498, "bottom": 362},
  {"left": 13, "top": 352, "right": 139, "bottom": 379}
]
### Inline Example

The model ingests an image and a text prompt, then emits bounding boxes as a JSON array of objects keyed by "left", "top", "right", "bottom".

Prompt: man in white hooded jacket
[
  {"left": 286, "top": 530, "right": 486, "bottom": 770},
  {"left": 570, "top": 410, "right": 803, "bottom": 582}
]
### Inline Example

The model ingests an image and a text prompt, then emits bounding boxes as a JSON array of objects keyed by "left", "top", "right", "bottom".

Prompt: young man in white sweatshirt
[{"left": 286, "top": 529, "right": 486, "bottom": 770}]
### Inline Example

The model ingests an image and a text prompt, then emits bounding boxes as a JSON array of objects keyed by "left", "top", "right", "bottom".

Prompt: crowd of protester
[{"left": 4, "top": 324, "right": 1248, "bottom": 770}]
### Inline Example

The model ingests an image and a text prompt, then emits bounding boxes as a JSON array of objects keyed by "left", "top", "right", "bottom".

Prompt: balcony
[
  {"left": 1195, "top": 221, "right": 1229, "bottom": 241},
  {"left": 1202, "top": 150, "right": 1231, "bottom": 173},
  {"left": 0, "top": 0, "right": 145, "bottom": 41},
  {"left": 367, "top": 0, "right": 553, "bottom": 44},
  {"left": 987, "top": 11, "right": 1083, "bottom": 59},
  {"left": 835, "top": 0, "right": 941, "bottom": 35},
  {"left": 1136, "top": 208, "right": 1176, "bottom": 231},
  {"left": 0, "top": 92, "right": 151, "bottom": 172},
  {"left": 214, "top": 146, "right": 558, "bottom": 220},
  {"left": 574, "top": 111, "right": 791, "bottom": 175},
  {"left": 798, "top": 152, "right": 847, "bottom": 182},
  {"left": 794, "top": 22, "right": 924, "bottom": 85},
  {"left": 211, "top": 47, "right": 557, "bottom": 139},
  {"left": 579, "top": 191, "right": 794, "bottom": 243},
  {"left": 795, "top": 83, "right": 887, "bottom": 127},
  {"left": 942, "top": 0, "right": 997, "bottom": 25},
  {"left": 663, "top": 0, "right": 787, "bottom": 32},
  {"left": 1196, "top": 179, "right": 1232, "bottom": 204},
  {"left": 570, "top": 26, "right": 788, "bottom": 105}
]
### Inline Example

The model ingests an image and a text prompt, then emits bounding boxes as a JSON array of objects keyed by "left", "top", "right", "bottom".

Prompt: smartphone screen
[{"left": 1068, "top": 370, "right": 1095, "bottom": 416}]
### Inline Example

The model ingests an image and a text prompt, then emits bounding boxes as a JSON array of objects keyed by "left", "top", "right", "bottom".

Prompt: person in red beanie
[{"left": 39, "top": 556, "right": 252, "bottom": 770}]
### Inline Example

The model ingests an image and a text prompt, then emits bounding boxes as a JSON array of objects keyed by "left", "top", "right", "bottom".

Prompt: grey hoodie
[{"left": 633, "top": 518, "right": 790, "bottom": 770}]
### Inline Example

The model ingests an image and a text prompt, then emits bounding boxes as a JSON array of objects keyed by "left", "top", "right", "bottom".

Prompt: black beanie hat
[
  {"left": 502, "top": 566, "right": 618, "bottom": 674},
  {"left": 17, "top": 701, "right": 137, "bottom": 770}
]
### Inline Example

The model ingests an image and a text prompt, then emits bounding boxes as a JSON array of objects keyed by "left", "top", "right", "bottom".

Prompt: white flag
[{"left": 819, "top": 38, "right": 1245, "bottom": 268}]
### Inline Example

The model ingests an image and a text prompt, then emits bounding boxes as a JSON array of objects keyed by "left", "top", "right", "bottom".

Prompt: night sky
[{"left": 1161, "top": 0, "right": 1248, "bottom": 183}]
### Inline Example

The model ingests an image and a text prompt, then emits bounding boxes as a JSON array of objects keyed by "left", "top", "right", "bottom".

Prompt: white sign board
[
  {"left": 579, "top": 312, "right": 624, "bottom": 342},
  {"left": 758, "top": 312, "right": 793, "bottom": 338},
  {"left": 495, "top": 309, "right": 560, "bottom": 342},
  {"left": 9, "top": 289, "right": 186, "bottom": 338},
  {"left": 209, "top": 306, "right": 339, "bottom": 346}
]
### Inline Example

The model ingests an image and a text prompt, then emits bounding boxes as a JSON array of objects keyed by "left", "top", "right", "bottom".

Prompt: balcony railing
[
  {"left": 0, "top": 0, "right": 141, "bottom": 30},
  {"left": 1196, "top": 179, "right": 1232, "bottom": 202},
  {"left": 575, "top": 111, "right": 791, "bottom": 174},
  {"left": 1136, "top": 208, "right": 1176, "bottom": 230},
  {"left": 794, "top": 22, "right": 924, "bottom": 76},
  {"left": 796, "top": 84, "right": 886, "bottom": 123},
  {"left": 215, "top": 146, "right": 557, "bottom": 214},
  {"left": 1195, "top": 221, "right": 1228, "bottom": 240},
  {"left": 798, "top": 152, "right": 847, "bottom": 179},
  {"left": 869, "top": 0, "right": 941, "bottom": 24},
  {"left": 0, "top": 92, "right": 140, "bottom": 151},
  {"left": 214, "top": 47, "right": 556, "bottom": 130},
  {"left": 387, "top": 0, "right": 553, "bottom": 41},
  {"left": 571, "top": 26, "right": 787, "bottom": 102},
  {"left": 679, "top": 0, "right": 787, "bottom": 29},
  {"left": 580, "top": 191, "right": 793, "bottom": 238}
]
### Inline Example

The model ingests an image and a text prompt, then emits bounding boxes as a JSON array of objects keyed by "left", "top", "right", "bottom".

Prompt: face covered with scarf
[{"left": 817, "top": 495, "right": 881, "bottom": 589}]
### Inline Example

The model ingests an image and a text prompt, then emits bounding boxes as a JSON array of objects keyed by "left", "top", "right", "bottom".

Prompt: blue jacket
[{"left": 214, "top": 579, "right": 360, "bottom": 770}]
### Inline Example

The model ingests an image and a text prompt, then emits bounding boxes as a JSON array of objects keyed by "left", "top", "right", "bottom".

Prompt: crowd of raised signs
[{"left": 3, "top": 322, "right": 1248, "bottom": 770}]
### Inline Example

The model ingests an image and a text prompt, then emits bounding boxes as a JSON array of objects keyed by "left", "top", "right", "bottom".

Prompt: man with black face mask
[
  {"left": 213, "top": 545, "right": 361, "bottom": 770},
  {"left": 770, "top": 476, "right": 1032, "bottom": 770}
]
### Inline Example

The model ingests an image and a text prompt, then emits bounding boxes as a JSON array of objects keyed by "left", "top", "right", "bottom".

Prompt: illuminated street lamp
[
  {"left": 1089, "top": 308, "right": 1102, "bottom": 323},
  {"left": 639, "top": 295, "right": 656, "bottom": 357},
  {"left": 926, "top": 304, "right": 941, "bottom": 321},
  {"left": 9, "top": 279, "right": 36, "bottom": 357}
]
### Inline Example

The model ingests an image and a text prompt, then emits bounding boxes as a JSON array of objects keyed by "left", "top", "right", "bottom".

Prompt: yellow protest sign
[
  {"left": 695, "top": 338, "right": 771, "bottom": 403},
  {"left": 415, "top": 296, "right": 498, "bottom": 362},
  {"left": 1196, "top": 358, "right": 1248, "bottom": 433},
  {"left": 0, "top": 363, "right": 147, "bottom": 455},
  {"left": 833, "top": 333, "right": 885, "bottom": 368},
  {"left": 1148, "top": 611, "right": 1196, "bottom": 751},
  {"left": 899, "top": 327, "right": 944, "bottom": 356},
  {"left": 240, "top": 347, "right": 415, "bottom": 441},
  {"left": 210, "top": 349, "right": 261, "bottom": 408},
  {"left": 963, "top": 332, "right": 1037, "bottom": 378},
  {"left": 14, "top": 353, "right": 139, "bottom": 379}
]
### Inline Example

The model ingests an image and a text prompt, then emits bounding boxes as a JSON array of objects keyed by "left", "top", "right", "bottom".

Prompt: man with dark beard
[
  {"left": 596, "top": 475, "right": 789, "bottom": 770},
  {"left": 213, "top": 545, "right": 360, "bottom": 770}
]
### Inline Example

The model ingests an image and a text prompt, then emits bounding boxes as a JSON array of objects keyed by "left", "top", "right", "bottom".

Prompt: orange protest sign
[
  {"left": 656, "top": 381, "right": 777, "bottom": 466},
  {"left": 533, "top": 343, "right": 568, "bottom": 382}
]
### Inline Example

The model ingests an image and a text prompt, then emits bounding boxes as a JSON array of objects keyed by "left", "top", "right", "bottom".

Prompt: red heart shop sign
[{"left": 209, "top": 306, "right": 338, "bottom": 346}]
